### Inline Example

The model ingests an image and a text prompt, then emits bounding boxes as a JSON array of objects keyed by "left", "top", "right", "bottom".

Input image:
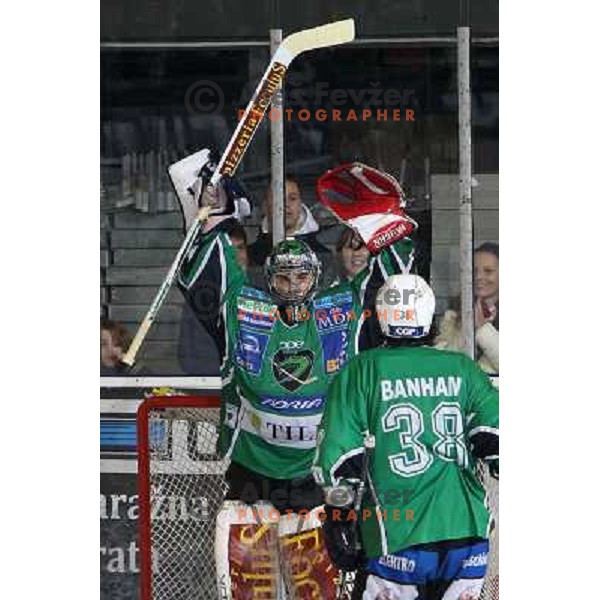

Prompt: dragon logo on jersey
[{"left": 272, "top": 349, "right": 316, "bottom": 392}]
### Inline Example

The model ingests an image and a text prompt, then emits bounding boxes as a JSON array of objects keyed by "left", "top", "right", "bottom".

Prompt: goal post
[{"left": 137, "top": 395, "right": 228, "bottom": 600}]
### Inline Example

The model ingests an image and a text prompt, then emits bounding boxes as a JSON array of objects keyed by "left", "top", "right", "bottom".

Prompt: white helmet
[{"left": 376, "top": 274, "right": 435, "bottom": 339}]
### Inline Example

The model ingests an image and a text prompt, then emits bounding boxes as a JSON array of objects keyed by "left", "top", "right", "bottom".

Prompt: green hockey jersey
[
  {"left": 313, "top": 346, "right": 499, "bottom": 557},
  {"left": 177, "top": 219, "right": 416, "bottom": 480}
]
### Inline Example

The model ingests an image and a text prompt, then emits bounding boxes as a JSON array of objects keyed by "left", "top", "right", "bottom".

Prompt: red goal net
[{"left": 137, "top": 395, "right": 228, "bottom": 600}]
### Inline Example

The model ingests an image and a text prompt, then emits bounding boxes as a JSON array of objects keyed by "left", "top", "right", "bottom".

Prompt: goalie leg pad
[
  {"left": 215, "top": 500, "right": 282, "bottom": 599},
  {"left": 278, "top": 506, "right": 340, "bottom": 600}
]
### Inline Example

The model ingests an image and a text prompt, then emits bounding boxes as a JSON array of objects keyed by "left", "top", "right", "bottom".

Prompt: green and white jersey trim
[
  {"left": 328, "top": 446, "right": 366, "bottom": 486},
  {"left": 390, "top": 243, "right": 413, "bottom": 274},
  {"left": 468, "top": 425, "right": 499, "bottom": 437}
]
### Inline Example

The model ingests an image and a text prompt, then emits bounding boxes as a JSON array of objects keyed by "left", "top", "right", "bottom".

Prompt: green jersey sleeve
[
  {"left": 463, "top": 356, "right": 499, "bottom": 463},
  {"left": 177, "top": 218, "right": 247, "bottom": 360},
  {"left": 313, "top": 355, "right": 370, "bottom": 488}
]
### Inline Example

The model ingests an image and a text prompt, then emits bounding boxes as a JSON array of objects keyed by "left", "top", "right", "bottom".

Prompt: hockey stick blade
[
  {"left": 281, "top": 19, "right": 355, "bottom": 58},
  {"left": 121, "top": 19, "right": 355, "bottom": 367},
  {"left": 212, "top": 19, "right": 355, "bottom": 185}
]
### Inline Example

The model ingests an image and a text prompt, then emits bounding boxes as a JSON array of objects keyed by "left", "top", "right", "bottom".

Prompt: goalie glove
[
  {"left": 317, "top": 162, "right": 417, "bottom": 253},
  {"left": 321, "top": 504, "right": 363, "bottom": 571},
  {"left": 168, "top": 148, "right": 252, "bottom": 232}
]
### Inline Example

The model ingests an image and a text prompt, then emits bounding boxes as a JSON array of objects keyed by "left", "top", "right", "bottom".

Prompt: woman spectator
[
  {"left": 336, "top": 227, "right": 371, "bottom": 280},
  {"left": 435, "top": 242, "right": 499, "bottom": 373}
]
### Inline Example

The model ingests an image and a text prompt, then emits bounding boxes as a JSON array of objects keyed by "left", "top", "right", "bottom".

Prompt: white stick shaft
[
  {"left": 210, "top": 47, "right": 291, "bottom": 188},
  {"left": 121, "top": 205, "right": 211, "bottom": 366}
]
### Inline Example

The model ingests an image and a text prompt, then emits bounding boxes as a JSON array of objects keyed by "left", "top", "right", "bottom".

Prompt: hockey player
[
  {"left": 313, "top": 274, "right": 499, "bottom": 600},
  {"left": 170, "top": 151, "right": 418, "bottom": 599}
]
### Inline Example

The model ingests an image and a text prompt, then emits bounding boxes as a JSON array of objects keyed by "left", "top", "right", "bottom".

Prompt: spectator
[
  {"left": 228, "top": 222, "right": 249, "bottom": 272},
  {"left": 248, "top": 177, "right": 331, "bottom": 267},
  {"left": 434, "top": 242, "right": 499, "bottom": 373},
  {"left": 336, "top": 227, "right": 371, "bottom": 280},
  {"left": 177, "top": 222, "right": 250, "bottom": 375},
  {"left": 100, "top": 318, "right": 131, "bottom": 375}
]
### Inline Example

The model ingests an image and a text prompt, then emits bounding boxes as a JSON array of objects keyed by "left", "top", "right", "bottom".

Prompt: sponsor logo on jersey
[
  {"left": 238, "top": 297, "right": 277, "bottom": 314},
  {"left": 320, "top": 329, "right": 349, "bottom": 374},
  {"left": 314, "top": 291, "right": 353, "bottom": 309},
  {"left": 378, "top": 555, "right": 416, "bottom": 573},
  {"left": 241, "top": 333, "right": 261, "bottom": 353},
  {"left": 235, "top": 329, "right": 269, "bottom": 374},
  {"left": 454, "top": 542, "right": 489, "bottom": 579},
  {"left": 238, "top": 397, "right": 322, "bottom": 449},
  {"left": 279, "top": 340, "right": 304, "bottom": 350},
  {"left": 462, "top": 552, "right": 488, "bottom": 569},
  {"left": 272, "top": 349, "right": 316, "bottom": 392},
  {"left": 315, "top": 305, "right": 355, "bottom": 331},
  {"left": 259, "top": 395, "right": 324, "bottom": 414},
  {"left": 237, "top": 296, "right": 278, "bottom": 331}
]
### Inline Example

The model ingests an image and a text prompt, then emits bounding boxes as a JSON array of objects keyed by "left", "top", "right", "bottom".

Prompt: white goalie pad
[
  {"left": 215, "top": 500, "right": 284, "bottom": 599},
  {"left": 215, "top": 502, "right": 340, "bottom": 599}
]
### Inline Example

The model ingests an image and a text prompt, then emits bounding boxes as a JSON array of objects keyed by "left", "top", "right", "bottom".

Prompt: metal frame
[
  {"left": 457, "top": 26, "right": 475, "bottom": 359},
  {"left": 270, "top": 28, "right": 285, "bottom": 246},
  {"left": 100, "top": 37, "right": 498, "bottom": 49}
]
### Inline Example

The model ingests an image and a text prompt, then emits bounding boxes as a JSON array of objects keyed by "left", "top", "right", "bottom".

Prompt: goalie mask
[
  {"left": 266, "top": 239, "right": 321, "bottom": 307},
  {"left": 376, "top": 274, "right": 435, "bottom": 338}
]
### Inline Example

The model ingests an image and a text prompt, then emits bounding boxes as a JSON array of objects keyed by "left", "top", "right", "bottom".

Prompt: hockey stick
[
  {"left": 122, "top": 19, "right": 355, "bottom": 366},
  {"left": 339, "top": 433, "right": 375, "bottom": 599}
]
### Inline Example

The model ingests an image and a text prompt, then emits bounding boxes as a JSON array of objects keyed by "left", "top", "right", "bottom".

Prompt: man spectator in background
[
  {"left": 228, "top": 222, "right": 249, "bottom": 272},
  {"left": 248, "top": 177, "right": 331, "bottom": 265}
]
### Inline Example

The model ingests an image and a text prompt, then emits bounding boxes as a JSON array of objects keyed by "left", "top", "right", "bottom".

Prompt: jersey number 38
[{"left": 382, "top": 402, "right": 468, "bottom": 477}]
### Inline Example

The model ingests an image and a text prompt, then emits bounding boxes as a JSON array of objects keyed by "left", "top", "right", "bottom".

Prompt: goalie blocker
[{"left": 317, "top": 163, "right": 417, "bottom": 254}]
